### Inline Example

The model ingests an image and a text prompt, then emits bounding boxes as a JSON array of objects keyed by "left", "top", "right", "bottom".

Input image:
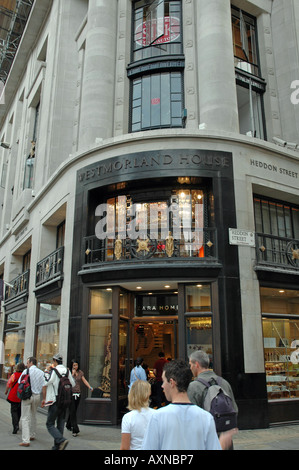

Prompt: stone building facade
[{"left": 0, "top": 0, "right": 299, "bottom": 428}]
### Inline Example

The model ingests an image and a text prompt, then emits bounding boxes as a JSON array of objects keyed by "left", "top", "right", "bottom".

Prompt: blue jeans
[{"left": 46, "top": 402, "right": 67, "bottom": 450}]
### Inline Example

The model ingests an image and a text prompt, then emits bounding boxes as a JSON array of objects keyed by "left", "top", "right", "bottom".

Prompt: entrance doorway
[{"left": 132, "top": 318, "right": 178, "bottom": 372}]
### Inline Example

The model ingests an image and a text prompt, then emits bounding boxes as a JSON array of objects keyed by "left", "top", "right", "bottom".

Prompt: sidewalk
[{"left": 0, "top": 395, "right": 299, "bottom": 450}]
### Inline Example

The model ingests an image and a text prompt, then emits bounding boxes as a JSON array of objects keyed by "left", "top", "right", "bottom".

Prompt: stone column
[
  {"left": 196, "top": 0, "right": 239, "bottom": 132},
  {"left": 79, "top": 0, "right": 117, "bottom": 148}
]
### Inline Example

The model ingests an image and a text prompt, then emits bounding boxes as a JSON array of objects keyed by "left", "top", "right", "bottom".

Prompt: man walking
[
  {"left": 188, "top": 350, "right": 238, "bottom": 448},
  {"left": 187, "top": 350, "right": 238, "bottom": 413},
  {"left": 19, "top": 357, "right": 45, "bottom": 447},
  {"left": 142, "top": 359, "right": 234, "bottom": 450},
  {"left": 42, "top": 353, "right": 75, "bottom": 450}
]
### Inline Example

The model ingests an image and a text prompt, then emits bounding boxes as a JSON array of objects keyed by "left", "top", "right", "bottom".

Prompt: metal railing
[
  {"left": 36, "top": 246, "right": 64, "bottom": 287},
  {"left": 81, "top": 229, "right": 218, "bottom": 267},
  {"left": 4, "top": 270, "right": 30, "bottom": 304},
  {"left": 255, "top": 233, "right": 299, "bottom": 269}
]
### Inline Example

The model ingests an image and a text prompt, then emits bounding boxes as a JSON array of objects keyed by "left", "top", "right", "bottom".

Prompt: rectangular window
[
  {"left": 261, "top": 287, "right": 299, "bottom": 401},
  {"left": 90, "top": 289, "right": 112, "bottom": 315},
  {"left": 131, "top": 71, "right": 183, "bottom": 131},
  {"left": 35, "top": 297, "right": 61, "bottom": 369},
  {"left": 185, "top": 285, "right": 211, "bottom": 313},
  {"left": 133, "top": 0, "right": 182, "bottom": 62},
  {"left": 186, "top": 317, "right": 213, "bottom": 361},
  {"left": 232, "top": 7, "right": 259, "bottom": 77},
  {"left": 236, "top": 82, "right": 265, "bottom": 139},
  {"left": 254, "top": 196, "right": 299, "bottom": 239},
  {"left": 185, "top": 284, "right": 213, "bottom": 365},
  {"left": 89, "top": 319, "right": 112, "bottom": 398},
  {"left": 2, "top": 329, "right": 25, "bottom": 379},
  {"left": 36, "top": 322, "right": 60, "bottom": 369}
]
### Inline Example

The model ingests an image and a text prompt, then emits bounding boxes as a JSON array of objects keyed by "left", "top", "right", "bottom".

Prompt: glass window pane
[
  {"left": 89, "top": 319, "right": 112, "bottom": 398},
  {"left": 185, "top": 285, "right": 211, "bottom": 312},
  {"left": 293, "top": 208, "right": 299, "bottom": 239},
  {"left": 263, "top": 317, "right": 299, "bottom": 401},
  {"left": 151, "top": 74, "right": 161, "bottom": 126},
  {"left": 6, "top": 308, "right": 27, "bottom": 330},
  {"left": 39, "top": 301, "right": 61, "bottom": 323},
  {"left": 142, "top": 76, "right": 151, "bottom": 128},
  {"left": 36, "top": 322, "right": 60, "bottom": 370},
  {"left": 260, "top": 287, "right": 299, "bottom": 315},
  {"left": 161, "top": 74, "right": 170, "bottom": 125},
  {"left": 254, "top": 198, "right": 263, "bottom": 232},
  {"left": 90, "top": 289, "right": 112, "bottom": 315},
  {"left": 186, "top": 317, "right": 213, "bottom": 365},
  {"left": 2, "top": 330, "right": 25, "bottom": 379}
]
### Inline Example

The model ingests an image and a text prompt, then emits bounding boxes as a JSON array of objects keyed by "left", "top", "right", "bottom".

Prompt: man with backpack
[
  {"left": 188, "top": 350, "right": 238, "bottom": 447},
  {"left": 41, "top": 353, "right": 75, "bottom": 450},
  {"left": 18, "top": 357, "right": 45, "bottom": 447}
]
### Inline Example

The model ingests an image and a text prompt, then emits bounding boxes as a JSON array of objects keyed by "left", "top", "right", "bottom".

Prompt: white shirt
[
  {"left": 18, "top": 365, "right": 45, "bottom": 395},
  {"left": 142, "top": 403, "right": 222, "bottom": 450},
  {"left": 121, "top": 407, "right": 156, "bottom": 450},
  {"left": 43, "top": 365, "right": 75, "bottom": 404}
]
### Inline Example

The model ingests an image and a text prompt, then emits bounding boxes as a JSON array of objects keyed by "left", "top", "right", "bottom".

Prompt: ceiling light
[
  {"left": 164, "top": 285, "right": 170, "bottom": 288},
  {"left": 136, "top": 286, "right": 142, "bottom": 290}
]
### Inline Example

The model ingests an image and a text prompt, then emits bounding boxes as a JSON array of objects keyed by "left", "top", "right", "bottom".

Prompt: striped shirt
[{"left": 19, "top": 365, "right": 45, "bottom": 394}]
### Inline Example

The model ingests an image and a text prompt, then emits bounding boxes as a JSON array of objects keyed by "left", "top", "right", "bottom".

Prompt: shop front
[{"left": 68, "top": 148, "right": 263, "bottom": 427}]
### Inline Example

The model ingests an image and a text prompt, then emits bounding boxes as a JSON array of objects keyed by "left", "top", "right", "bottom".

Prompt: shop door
[{"left": 131, "top": 319, "right": 178, "bottom": 377}]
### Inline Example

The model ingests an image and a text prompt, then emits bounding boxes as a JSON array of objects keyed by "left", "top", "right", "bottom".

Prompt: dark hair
[
  {"left": 27, "top": 357, "right": 37, "bottom": 366},
  {"left": 70, "top": 359, "right": 80, "bottom": 369},
  {"left": 135, "top": 357, "right": 143, "bottom": 366},
  {"left": 16, "top": 362, "right": 26, "bottom": 372},
  {"left": 163, "top": 359, "right": 193, "bottom": 393},
  {"left": 158, "top": 351, "right": 165, "bottom": 357}
]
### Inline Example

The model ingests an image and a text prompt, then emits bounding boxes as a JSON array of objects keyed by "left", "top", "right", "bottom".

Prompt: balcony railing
[
  {"left": 81, "top": 229, "right": 218, "bottom": 268},
  {"left": 4, "top": 270, "right": 30, "bottom": 304},
  {"left": 255, "top": 233, "right": 299, "bottom": 270},
  {"left": 36, "top": 246, "right": 64, "bottom": 288}
]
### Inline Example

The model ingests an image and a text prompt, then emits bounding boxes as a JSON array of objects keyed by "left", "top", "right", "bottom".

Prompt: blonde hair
[{"left": 128, "top": 380, "right": 151, "bottom": 412}]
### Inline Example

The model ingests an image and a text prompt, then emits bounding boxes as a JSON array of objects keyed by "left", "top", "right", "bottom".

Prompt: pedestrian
[
  {"left": 128, "top": 357, "right": 147, "bottom": 390},
  {"left": 187, "top": 350, "right": 238, "bottom": 448},
  {"left": 18, "top": 357, "right": 45, "bottom": 447},
  {"left": 66, "top": 359, "right": 93, "bottom": 437},
  {"left": 152, "top": 351, "right": 167, "bottom": 407},
  {"left": 120, "top": 380, "right": 156, "bottom": 450},
  {"left": 41, "top": 353, "right": 75, "bottom": 450},
  {"left": 142, "top": 359, "right": 236, "bottom": 450},
  {"left": 5, "top": 362, "right": 25, "bottom": 434},
  {"left": 188, "top": 350, "right": 238, "bottom": 413}
]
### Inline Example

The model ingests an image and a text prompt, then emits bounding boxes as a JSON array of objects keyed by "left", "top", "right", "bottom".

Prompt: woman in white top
[{"left": 120, "top": 379, "right": 155, "bottom": 450}]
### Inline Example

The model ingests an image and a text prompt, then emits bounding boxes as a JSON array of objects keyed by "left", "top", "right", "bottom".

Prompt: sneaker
[{"left": 59, "top": 440, "right": 69, "bottom": 451}]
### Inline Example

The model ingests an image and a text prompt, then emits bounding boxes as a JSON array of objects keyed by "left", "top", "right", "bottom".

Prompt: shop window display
[
  {"left": 89, "top": 290, "right": 113, "bottom": 398},
  {"left": 262, "top": 288, "right": 299, "bottom": 400}
]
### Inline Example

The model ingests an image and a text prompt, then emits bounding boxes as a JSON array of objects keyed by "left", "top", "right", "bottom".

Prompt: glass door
[{"left": 131, "top": 318, "right": 178, "bottom": 379}]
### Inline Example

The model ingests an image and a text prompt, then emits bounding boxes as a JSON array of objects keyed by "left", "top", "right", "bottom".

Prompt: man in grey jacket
[
  {"left": 187, "top": 350, "right": 238, "bottom": 445},
  {"left": 42, "top": 353, "right": 75, "bottom": 450}
]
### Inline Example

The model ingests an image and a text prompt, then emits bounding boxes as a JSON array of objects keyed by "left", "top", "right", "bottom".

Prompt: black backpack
[
  {"left": 17, "top": 369, "right": 32, "bottom": 401},
  {"left": 197, "top": 376, "right": 237, "bottom": 433},
  {"left": 52, "top": 368, "right": 72, "bottom": 409}
]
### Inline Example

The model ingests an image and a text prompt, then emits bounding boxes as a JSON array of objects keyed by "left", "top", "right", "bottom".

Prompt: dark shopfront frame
[{"left": 69, "top": 148, "right": 268, "bottom": 428}]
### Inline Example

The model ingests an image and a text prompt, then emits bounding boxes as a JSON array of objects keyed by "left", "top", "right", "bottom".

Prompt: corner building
[{"left": 0, "top": 0, "right": 299, "bottom": 429}]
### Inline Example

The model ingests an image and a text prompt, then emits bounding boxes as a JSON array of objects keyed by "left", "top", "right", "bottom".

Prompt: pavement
[{"left": 0, "top": 395, "right": 299, "bottom": 452}]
